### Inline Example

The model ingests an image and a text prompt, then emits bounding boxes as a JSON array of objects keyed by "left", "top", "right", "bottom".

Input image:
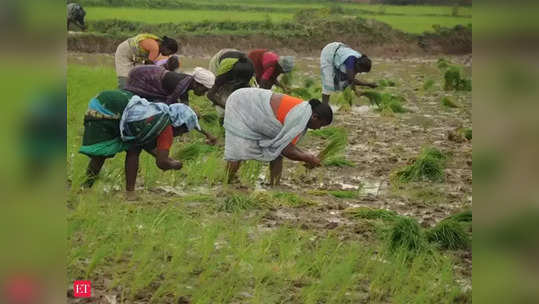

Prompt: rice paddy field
[
  {"left": 67, "top": 51, "right": 472, "bottom": 303},
  {"left": 82, "top": 1, "right": 472, "bottom": 34}
]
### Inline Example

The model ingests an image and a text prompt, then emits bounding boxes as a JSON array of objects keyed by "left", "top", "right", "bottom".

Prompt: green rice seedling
[
  {"left": 328, "top": 190, "right": 359, "bottom": 199},
  {"left": 280, "top": 70, "right": 294, "bottom": 87},
  {"left": 389, "top": 216, "right": 427, "bottom": 253},
  {"left": 200, "top": 112, "right": 219, "bottom": 124},
  {"left": 437, "top": 57, "right": 451, "bottom": 70},
  {"left": 218, "top": 193, "right": 257, "bottom": 212},
  {"left": 323, "top": 156, "right": 356, "bottom": 167},
  {"left": 342, "top": 86, "right": 355, "bottom": 107},
  {"left": 238, "top": 160, "right": 263, "bottom": 187},
  {"left": 441, "top": 96, "right": 459, "bottom": 108},
  {"left": 378, "top": 79, "right": 396, "bottom": 88},
  {"left": 181, "top": 151, "right": 224, "bottom": 186},
  {"left": 444, "top": 66, "right": 472, "bottom": 91},
  {"left": 464, "top": 128, "right": 472, "bottom": 140},
  {"left": 318, "top": 129, "right": 348, "bottom": 162},
  {"left": 361, "top": 90, "right": 382, "bottom": 106},
  {"left": 346, "top": 207, "right": 399, "bottom": 221},
  {"left": 423, "top": 79, "right": 435, "bottom": 90},
  {"left": 426, "top": 219, "right": 470, "bottom": 250},
  {"left": 272, "top": 192, "right": 312, "bottom": 207},
  {"left": 446, "top": 209, "right": 472, "bottom": 223},
  {"left": 309, "top": 127, "right": 345, "bottom": 139},
  {"left": 175, "top": 142, "right": 217, "bottom": 161},
  {"left": 290, "top": 87, "right": 313, "bottom": 100},
  {"left": 396, "top": 147, "right": 447, "bottom": 183},
  {"left": 303, "top": 77, "right": 315, "bottom": 88}
]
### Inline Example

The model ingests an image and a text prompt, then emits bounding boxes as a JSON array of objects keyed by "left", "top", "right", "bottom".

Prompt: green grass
[
  {"left": 366, "top": 14, "right": 471, "bottom": 34},
  {"left": 86, "top": 7, "right": 294, "bottom": 23},
  {"left": 444, "top": 66, "right": 472, "bottom": 91},
  {"left": 396, "top": 147, "right": 447, "bottom": 183},
  {"left": 389, "top": 216, "right": 427, "bottom": 253}
]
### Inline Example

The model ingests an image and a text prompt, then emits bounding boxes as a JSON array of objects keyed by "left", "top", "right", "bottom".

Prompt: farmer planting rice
[
  {"left": 207, "top": 49, "right": 255, "bottom": 111},
  {"left": 248, "top": 49, "right": 294, "bottom": 91},
  {"left": 125, "top": 65, "right": 215, "bottom": 105},
  {"left": 320, "top": 42, "right": 378, "bottom": 104},
  {"left": 79, "top": 90, "right": 217, "bottom": 200},
  {"left": 224, "top": 88, "right": 333, "bottom": 185},
  {"left": 115, "top": 34, "right": 178, "bottom": 89},
  {"left": 67, "top": 3, "right": 86, "bottom": 31}
]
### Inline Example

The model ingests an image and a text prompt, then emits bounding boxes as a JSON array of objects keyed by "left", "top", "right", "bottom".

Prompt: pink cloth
[{"left": 261, "top": 52, "right": 279, "bottom": 81}]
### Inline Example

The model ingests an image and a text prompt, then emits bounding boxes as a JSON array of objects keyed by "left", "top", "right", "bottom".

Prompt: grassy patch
[
  {"left": 437, "top": 57, "right": 451, "bottom": 70},
  {"left": 396, "top": 147, "right": 447, "bottom": 183}
]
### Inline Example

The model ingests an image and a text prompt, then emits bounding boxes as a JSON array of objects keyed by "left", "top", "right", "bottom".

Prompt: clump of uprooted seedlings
[
  {"left": 448, "top": 127, "right": 472, "bottom": 143},
  {"left": 389, "top": 216, "right": 427, "bottom": 253},
  {"left": 396, "top": 147, "right": 447, "bottom": 183},
  {"left": 441, "top": 96, "right": 459, "bottom": 108},
  {"left": 361, "top": 90, "right": 406, "bottom": 114},
  {"left": 444, "top": 66, "right": 471, "bottom": 91},
  {"left": 310, "top": 127, "right": 355, "bottom": 167},
  {"left": 378, "top": 78, "right": 396, "bottom": 88},
  {"left": 426, "top": 209, "right": 472, "bottom": 250}
]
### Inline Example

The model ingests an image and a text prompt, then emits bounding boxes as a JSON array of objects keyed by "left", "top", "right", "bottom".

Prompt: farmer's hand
[{"left": 305, "top": 154, "right": 321, "bottom": 168}]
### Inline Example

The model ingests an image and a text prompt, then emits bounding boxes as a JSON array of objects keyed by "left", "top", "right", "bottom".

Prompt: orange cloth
[
  {"left": 275, "top": 95, "right": 304, "bottom": 144},
  {"left": 139, "top": 39, "right": 161, "bottom": 62},
  {"left": 156, "top": 125, "right": 173, "bottom": 151}
]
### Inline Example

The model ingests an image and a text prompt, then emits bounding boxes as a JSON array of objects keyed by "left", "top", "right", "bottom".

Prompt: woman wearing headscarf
[
  {"left": 248, "top": 49, "right": 294, "bottom": 91},
  {"left": 79, "top": 89, "right": 216, "bottom": 200},
  {"left": 224, "top": 88, "right": 333, "bottom": 185},
  {"left": 320, "top": 42, "right": 378, "bottom": 104},
  {"left": 125, "top": 65, "right": 215, "bottom": 105},
  {"left": 115, "top": 33, "right": 178, "bottom": 89},
  {"left": 207, "top": 48, "right": 255, "bottom": 111},
  {"left": 124, "top": 65, "right": 217, "bottom": 144}
]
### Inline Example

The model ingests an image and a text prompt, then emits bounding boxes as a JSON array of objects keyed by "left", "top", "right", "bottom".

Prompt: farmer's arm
[
  {"left": 281, "top": 143, "right": 320, "bottom": 166},
  {"left": 195, "top": 128, "right": 218, "bottom": 145}
]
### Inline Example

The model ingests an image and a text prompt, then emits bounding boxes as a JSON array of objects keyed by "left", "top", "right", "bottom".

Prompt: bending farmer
[{"left": 224, "top": 88, "right": 333, "bottom": 185}]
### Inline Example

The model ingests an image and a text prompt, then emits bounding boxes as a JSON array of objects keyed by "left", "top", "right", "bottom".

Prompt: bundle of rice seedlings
[
  {"left": 328, "top": 190, "right": 359, "bottom": 199},
  {"left": 464, "top": 128, "right": 472, "bottom": 140},
  {"left": 441, "top": 96, "right": 459, "bottom": 108},
  {"left": 201, "top": 112, "right": 219, "bottom": 123},
  {"left": 272, "top": 192, "right": 312, "bottom": 207},
  {"left": 448, "top": 127, "right": 472, "bottom": 143},
  {"left": 175, "top": 142, "right": 217, "bottom": 161},
  {"left": 361, "top": 90, "right": 382, "bottom": 106},
  {"left": 290, "top": 87, "right": 313, "bottom": 100},
  {"left": 342, "top": 86, "right": 355, "bottom": 106},
  {"left": 218, "top": 194, "right": 257, "bottom": 212},
  {"left": 396, "top": 147, "right": 447, "bottom": 182},
  {"left": 323, "top": 156, "right": 356, "bottom": 167},
  {"left": 380, "top": 95, "right": 406, "bottom": 113},
  {"left": 347, "top": 207, "right": 398, "bottom": 221},
  {"left": 318, "top": 129, "right": 347, "bottom": 162},
  {"left": 426, "top": 219, "right": 470, "bottom": 250},
  {"left": 389, "top": 216, "right": 427, "bottom": 253},
  {"left": 423, "top": 79, "right": 435, "bottom": 90},
  {"left": 280, "top": 70, "right": 294, "bottom": 87},
  {"left": 444, "top": 66, "right": 472, "bottom": 91},
  {"left": 447, "top": 209, "right": 472, "bottom": 223}
]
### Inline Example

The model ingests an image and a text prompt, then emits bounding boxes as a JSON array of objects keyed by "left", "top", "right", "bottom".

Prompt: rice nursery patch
[{"left": 396, "top": 147, "right": 447, "bottom": 183}]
